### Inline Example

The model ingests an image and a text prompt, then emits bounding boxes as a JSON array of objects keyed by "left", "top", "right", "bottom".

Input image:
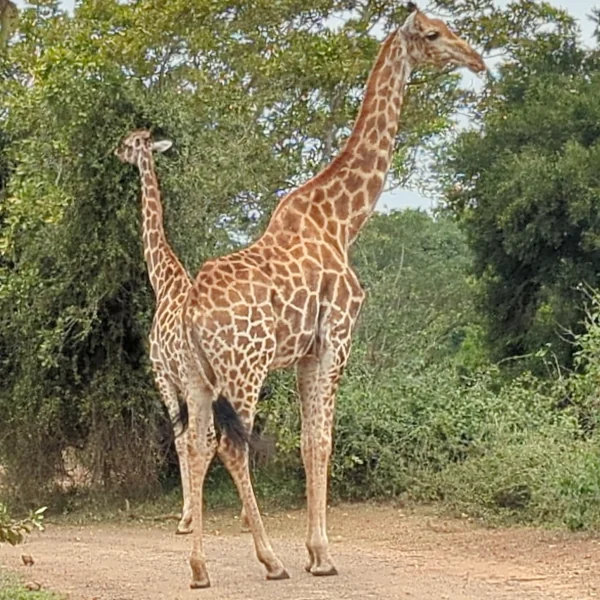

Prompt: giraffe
[
  {"left": 114, "top": 129, "right": 255, "bottom": 535},
  {"left": 114, "top": 129, "right": 195, "bottom": 535},
  {"left": 180, "top": 2, "right": 486, "bottom": 588}
]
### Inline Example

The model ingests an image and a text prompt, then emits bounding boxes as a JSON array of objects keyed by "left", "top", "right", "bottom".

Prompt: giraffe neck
[
  {"left": 137, "top": 151, "right": 186, "bottom": 299},
  {"left": 335, "top": 29, "right": 412, "bottom": 245},
  {"left": 266, "top": 29, "right": 413, "bottom": 252}
]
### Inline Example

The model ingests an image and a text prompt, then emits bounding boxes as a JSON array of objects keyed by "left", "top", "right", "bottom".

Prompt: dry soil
[{"left": 1, "top": 504, "right": 599, "bottom": 599}]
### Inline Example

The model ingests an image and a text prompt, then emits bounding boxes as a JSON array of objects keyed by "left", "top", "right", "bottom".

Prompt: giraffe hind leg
[
  {"left": 297, "top": 353, "right": 341, "bottom": 577},
  {"left": 215, "top": 394, "right": 289, "bottom": 580},
  {"left": 185, "top": 378, "right": 218, "bottom": 589},
  {"left": 155, "top": 377, "right": 193, "bottom": 535}
]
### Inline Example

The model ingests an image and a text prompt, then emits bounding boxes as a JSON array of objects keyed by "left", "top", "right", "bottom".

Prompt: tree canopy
[
  {"left": 443, "top": 21, "right": 600, "bottom": 365},
  {"left": 0, "top": 0, "right": 585, "bottom": 500}
]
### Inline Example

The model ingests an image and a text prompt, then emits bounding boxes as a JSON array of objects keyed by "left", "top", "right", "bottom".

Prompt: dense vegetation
[{"left": 2, "top": 0, "right": 600, "bottom": 531}]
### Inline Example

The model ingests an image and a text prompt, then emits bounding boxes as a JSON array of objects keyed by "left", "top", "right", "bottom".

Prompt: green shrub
[
  {"left": 256, "top": 341, "right": 600, "bottom": 529},
  {"left": 0, "top": 571, "right": 61, "bottom": 600},
  {"left": 435, "top": 429, "right": 600, "bottom": 529},
  {"left": 0, "top": 503, "right": 46, "bottom": 545}
]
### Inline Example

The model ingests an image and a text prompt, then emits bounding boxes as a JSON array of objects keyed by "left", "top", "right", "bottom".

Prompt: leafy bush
[
  {"left": 253, "top": 297, "right": 600, "bottom": 530},
  {"left": 0, "top": 503, "right": 46, "bottom": 546},
  {"left": 434, "top": 429, "right": 600, "bottom": 529}
]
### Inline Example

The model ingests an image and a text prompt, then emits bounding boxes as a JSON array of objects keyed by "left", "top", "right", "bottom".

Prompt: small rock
[
  {"left": 24, "top": 581, "right": 41, "bottom": 591},
  {"left": 21, "top": 554, "right": 35, "bottom": 566}
]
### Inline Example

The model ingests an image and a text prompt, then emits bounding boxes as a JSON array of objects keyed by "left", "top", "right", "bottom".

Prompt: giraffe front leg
[{"left": 297, "top": 354, "right": 343, "bottom": 577}]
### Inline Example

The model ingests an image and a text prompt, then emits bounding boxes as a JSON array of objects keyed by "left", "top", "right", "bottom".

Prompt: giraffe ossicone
[{"left": 132, "top": 3, "right": 486, "bottom": 590}]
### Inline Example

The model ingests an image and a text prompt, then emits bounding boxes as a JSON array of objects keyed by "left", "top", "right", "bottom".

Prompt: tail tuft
[{"left": 212, "top": 395, "right": 250, "bottom": 449}]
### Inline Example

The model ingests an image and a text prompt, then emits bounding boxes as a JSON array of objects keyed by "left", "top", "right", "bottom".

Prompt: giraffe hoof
[
  {"left": 266, "top": 568, "right": 290, "bottom": 581},
  {"left": 175, "top": 527, "right": 193, "bottom": 535},
  {"left": 189, "top": 578, "right": 211, "bottom": 589},
  {"left": 310, "top": 565, "right": 338, "bottom": 577}
]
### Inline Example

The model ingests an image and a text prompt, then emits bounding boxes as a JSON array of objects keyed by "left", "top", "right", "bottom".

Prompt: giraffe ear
[
  {"left": 401, "top": 7, "right": 419, "bottom": 32},
  {"left": 152, "top": 140, "right": 173, "bottom": 154}
]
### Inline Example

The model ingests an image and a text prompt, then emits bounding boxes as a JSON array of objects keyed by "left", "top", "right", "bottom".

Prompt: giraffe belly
[
  {"left": 270, "top": 329, "right": 316, "bottom": 370},
  {"left": 268, "top": 285, "right": 319, "bottom": 370}
]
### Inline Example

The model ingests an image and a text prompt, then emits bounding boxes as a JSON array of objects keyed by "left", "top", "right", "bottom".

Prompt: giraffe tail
[
  {"left": 212, "top": 395, "right": 250, "bottom": 449},
  {"left": 175, "top": 391, "right": 275, "bottom": 457},
  {"left": 171, "top": 399, "right": 188, "bottom": 437}
]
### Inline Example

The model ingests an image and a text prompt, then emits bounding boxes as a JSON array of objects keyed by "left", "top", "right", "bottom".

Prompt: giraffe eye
[{"left": 426, "top": 31, "right": 440, "bottom": 41}]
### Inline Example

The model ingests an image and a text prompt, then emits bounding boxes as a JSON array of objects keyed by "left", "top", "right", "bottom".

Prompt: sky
[{"left": 14, "top": 0, "right": 600, "bottom": 212}]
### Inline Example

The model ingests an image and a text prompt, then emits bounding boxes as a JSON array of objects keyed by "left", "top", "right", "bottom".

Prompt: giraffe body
[{"left": 159, "top": 2, "right": 486, "bottom": 589}]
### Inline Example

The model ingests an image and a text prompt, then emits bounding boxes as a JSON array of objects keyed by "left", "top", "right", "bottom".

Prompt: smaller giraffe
[
  {"left": 114, "top": 129, "right": 195, "bottom": 534},
  {"left": 115, "top": 129, "right": 250, "bottom": 534}
]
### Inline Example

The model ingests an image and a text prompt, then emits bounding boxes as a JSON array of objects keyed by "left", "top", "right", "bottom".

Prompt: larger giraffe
[{"left": 180, "top": 3, "right": 486, "bottom": 588}]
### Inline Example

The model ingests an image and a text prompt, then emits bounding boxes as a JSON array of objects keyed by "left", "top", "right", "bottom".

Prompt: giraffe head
[
  {"left": 401, "top": 2, "right": 486, "bottom": 74},
  {"left": 114, "top": 129, "right": 173, "bottom": 166}
]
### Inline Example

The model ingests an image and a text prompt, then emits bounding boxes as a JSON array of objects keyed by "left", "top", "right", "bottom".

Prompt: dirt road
[{"left": 1, "top": 504, "right": 599, "bottom": 599}]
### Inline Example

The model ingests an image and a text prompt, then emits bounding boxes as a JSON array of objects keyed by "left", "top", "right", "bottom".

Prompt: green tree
[
  {"left": 0, "top": 0, "right": 577, "bottom": 500},
  {"left": 0, "top": 504, "right": 46, "bottom": 546},
  {"left": 443, "top": 24, "right": 600, "bottom": 366},
  {"left": 351, "top": 209, "right": 476, "bottom": 372}
]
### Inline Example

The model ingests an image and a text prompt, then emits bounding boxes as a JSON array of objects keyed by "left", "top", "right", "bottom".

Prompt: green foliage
[
  {"left": 0, "top": 571, "right": 61, "bottom": 600},
  {"left": 2, "top": 0, "right": 600, "bottom": 535},
  {"left": 0, "top": 0, "right": 476, "bottom": 500},
  {"left": 436, "top": 428, "right": 600, "bottom": 530},
  {"left": 0, "top": 504, "right": 46, "bottom": 546},
  {"left": 443, "top": 25, "right": 600, "bottom": 365},
  {"left": 351, "top": 210, "right": 476, "bottom": 371}
]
